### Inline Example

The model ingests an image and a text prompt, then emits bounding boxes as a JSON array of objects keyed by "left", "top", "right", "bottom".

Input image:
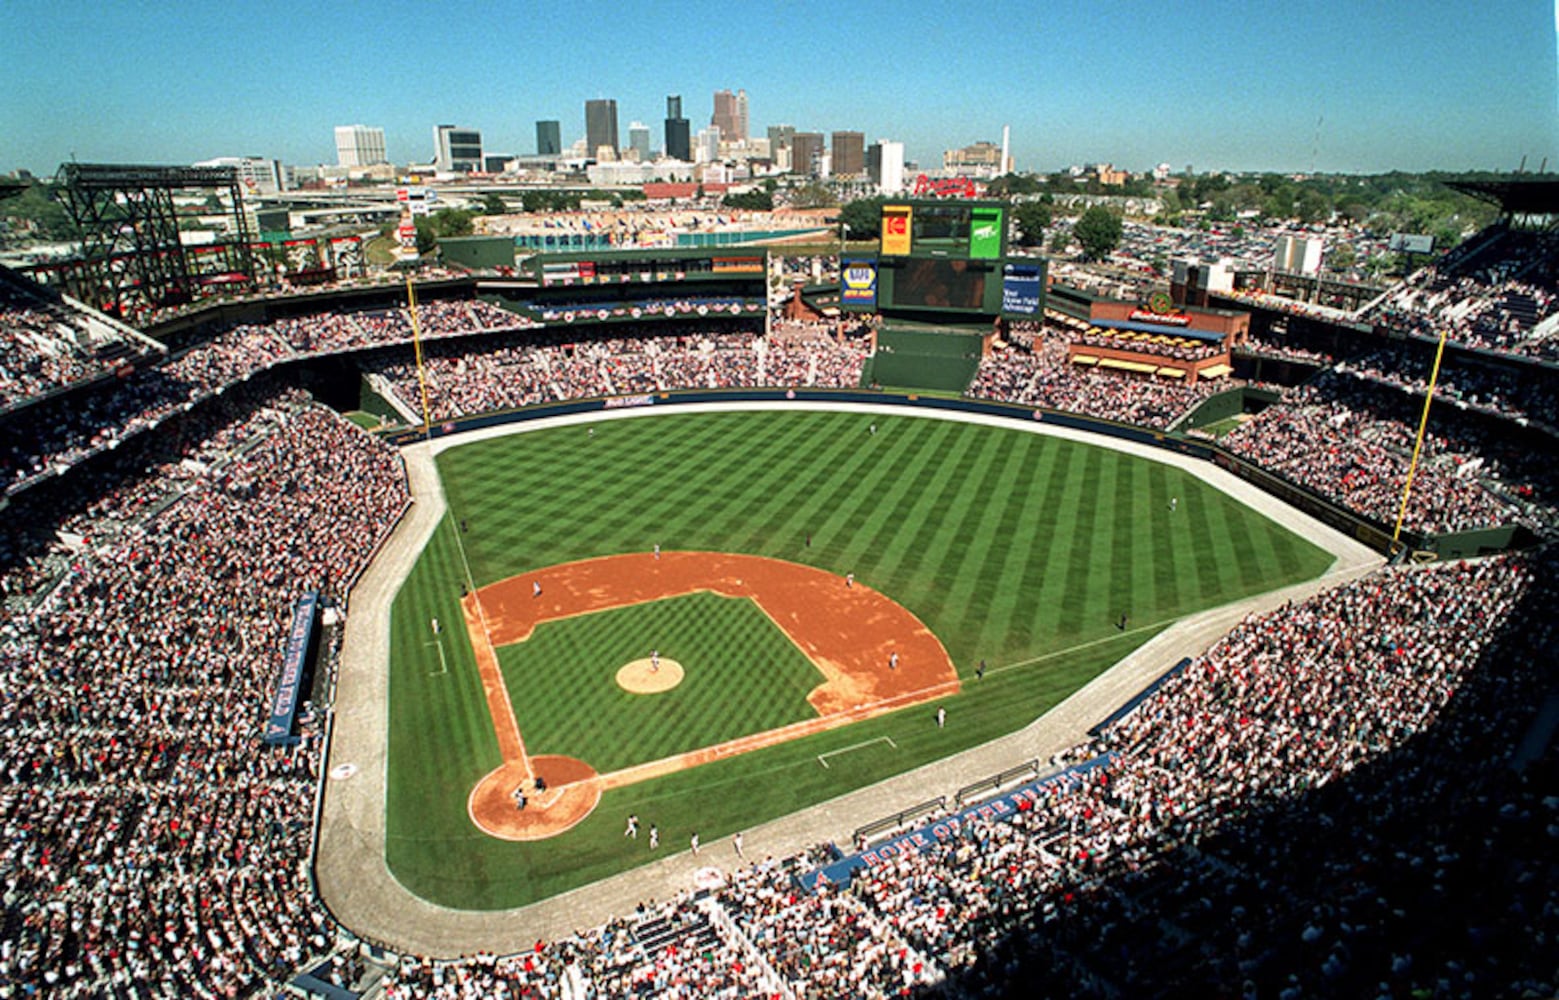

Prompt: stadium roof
[{"left": 1443, "top": 177, "right": 1559, "bottom": 215}]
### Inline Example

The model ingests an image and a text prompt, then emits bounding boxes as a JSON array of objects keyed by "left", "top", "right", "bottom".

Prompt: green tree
[
  {"left": 1049, "top": 230, "right": 1071, "bottom": 255},
  {"left": 789, "top": 182, "right": 838, "bottom": 209},
  {"left": 1011, "top": 201, "right": 1052, "bottom": 247},
  {"left": 1327, "top": 244, "right": 1357, "bottom": 271},
  {"left": 838, "top": 196, "right": 886, "bottom": 239},
  {"left": 723, "top": 189, "right": 774, "bottom": 211},
  {"left": 428, "top": 208, "right": 475, "bottom": 238},
  {"left": 413, "top": 219, "right": 438, "bottom": 256},
  {"left": 480, "top": 192, "right": 507, "bottom": 215},
  {"left": 1073, "top": 205, "right": 1123, "bottom": 261}
]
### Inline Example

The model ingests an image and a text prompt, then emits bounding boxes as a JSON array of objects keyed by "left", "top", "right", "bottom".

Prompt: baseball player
[
  {"left": 733, "top": 831, "right": 745, "bottom": 858},
  {"left": 649, "top": 825, "right": 659, "bottom": 849},
  {"left": 889, "top": 651, "right": 899, "bottom": 670},
  {"left": 533, "top": 580, "right": 542, "bottom": 598},
  {"left": 936, "top": 706, "right": 946, "bottom": 728},
  {"left": 650, "top": 649, "right": 660, "bottom": 672},
  {"left": 625, "top": 814, "right": 639, "bottom": 838}
]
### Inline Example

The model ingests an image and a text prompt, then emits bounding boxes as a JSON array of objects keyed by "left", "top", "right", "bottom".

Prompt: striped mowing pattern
[
  {"left": 497, "top": 593, "right": 823, "bottom": 773},
  {"left": 384, "top": 410, "right": 1331, "bottom": 909}
]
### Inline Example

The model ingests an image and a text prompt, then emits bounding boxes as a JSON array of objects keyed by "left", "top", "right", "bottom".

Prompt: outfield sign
[
  {"left": 881, "top": 205, "right": 913, "bottom": 256},
  {"left": 1001, "top": 262, "right": 1043, "bottom": 315},
  {"left": 841, "top": 259, "right": 878, "bottom": 307},
  {"left": 969, "top": 206, "right": 1004, "bottom": 259},
  {"left": 264, "top": 591, "right": 319, "bottom": 746}
]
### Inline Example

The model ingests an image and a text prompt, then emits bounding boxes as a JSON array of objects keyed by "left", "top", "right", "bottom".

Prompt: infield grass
[
  {"left": 384, "top": 409, "right": 1333, "bottom": 908},
  {"left": 498, "top": 593, "right": 823, "bottom": 772}
]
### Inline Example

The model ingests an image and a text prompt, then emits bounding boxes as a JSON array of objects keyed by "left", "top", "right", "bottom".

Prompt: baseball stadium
[{"left": 1, "top": 174, "right": 1556, "bottom": 1000}]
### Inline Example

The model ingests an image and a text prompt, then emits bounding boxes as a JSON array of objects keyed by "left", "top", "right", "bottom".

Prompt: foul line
[
  {"left": 988, "top": 617, "right": 1174, "bottom": 677},
  {"left": 447, "top": 511, "right": 534, "bottom": 777},
  {"left": 817, "top": 736, "right": 898, "bottom": 769}
]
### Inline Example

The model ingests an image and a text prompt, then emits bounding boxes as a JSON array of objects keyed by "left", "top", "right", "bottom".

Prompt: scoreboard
[{"left": 841, "top": 199, "right": 1044, "bottom": 318}]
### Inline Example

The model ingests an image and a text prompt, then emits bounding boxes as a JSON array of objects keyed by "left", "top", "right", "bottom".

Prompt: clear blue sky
[{"left": 3, "top": 0, "right": 1555, "bottom": 176}]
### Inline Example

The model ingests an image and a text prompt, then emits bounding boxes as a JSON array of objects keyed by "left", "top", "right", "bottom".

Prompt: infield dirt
[{"left": 463, "top": 550, "right": 959, "bottom": 839}]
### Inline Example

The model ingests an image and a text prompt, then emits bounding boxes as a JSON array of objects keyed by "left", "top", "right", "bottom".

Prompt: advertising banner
[
  {"left": 840, "top": 259, "right": 878, "bottom": 307},
  {"left": 1001, "top": 262, "right": 1043, "bottom": 315},
  {"left": 264, "top": 591, "right": 318, "bottom": 746},
  {"left": 881, "top": 205, "right": 913, "bottom": 256},
  {"left": 969, "top": 206, "right": 1004, "bottom": 259}
]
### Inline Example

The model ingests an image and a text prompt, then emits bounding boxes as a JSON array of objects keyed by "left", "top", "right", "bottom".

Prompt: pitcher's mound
[
  {"left": 469, "top": 755, "right": 602, "bottom": 841},
  {"left": 616, "top": 658, "right": 684, "bottom": 694}
]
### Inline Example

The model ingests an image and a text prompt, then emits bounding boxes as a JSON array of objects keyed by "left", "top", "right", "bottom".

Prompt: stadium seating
[{"left": 2, "top": 252, "right": 1556, "bottom": 997}]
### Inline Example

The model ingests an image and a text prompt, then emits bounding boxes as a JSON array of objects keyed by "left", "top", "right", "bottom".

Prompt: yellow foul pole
[
  {"left": 1391, "top": 327, "right": 1451, "bottom": 550},
  {"left": 406, "top": 274, "right": 434, "bottom": 440}
]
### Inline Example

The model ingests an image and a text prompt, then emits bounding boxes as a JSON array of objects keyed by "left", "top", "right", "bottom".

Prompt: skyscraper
[
  {"left": 584, "top": 99, "right": 619, "bottom": 160},
  {"left": 334, "top": 125, "right": 387, "bottom": 167},
  {"left": 628, "top": 121, "right": 652, "bottom": 162},
  {"left": 536, "top": 120, "right": 561, "bottom": 156},
  {"left": 664, "top": 95, "right": 691, "bottom": 162},
  {"left": 831, "top": 131, "right": 865, "bottom": 177},
  {"left": 868, "top": 140, "right": 905, "bottom": 193},
  {"left": 712, "top": 89, "right": 748, "bottom": 143},
  {"left": 790, "top": 132, "right": 825, "bottom": 176}
]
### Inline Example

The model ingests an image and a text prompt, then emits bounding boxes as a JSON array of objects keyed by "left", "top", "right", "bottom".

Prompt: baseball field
[{"left": 383, "top": 408, "right": 1332, "bottom": 909}]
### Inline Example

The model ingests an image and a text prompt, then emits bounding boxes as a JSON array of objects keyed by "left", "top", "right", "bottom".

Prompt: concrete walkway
[{"left": 315, "top": 402, "right": 1382, "bottom": 957}]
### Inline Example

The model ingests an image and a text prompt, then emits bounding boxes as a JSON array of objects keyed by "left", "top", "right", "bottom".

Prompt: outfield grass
[{"left": 385, "top": 409, "right": 1332, "bottom": 908}]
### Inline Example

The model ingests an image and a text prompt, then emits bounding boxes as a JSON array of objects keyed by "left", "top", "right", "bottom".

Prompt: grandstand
[{"left": 1, "top": 218, "right": 1556, "bottom": 1000}]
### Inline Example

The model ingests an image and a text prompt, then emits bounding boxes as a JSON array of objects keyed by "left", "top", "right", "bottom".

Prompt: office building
[
  {"left": 868, "top": 140, "right": 905, "bottom": 193},
  {"left": 627, "top": 121, "right": 652, "bottom": 162},
  {"left": 334, "top": 125, "right": 386, "bottom": 167},
  {"left": 433, "top": 125, "right": 484, "bottom": 173},
  {"left": 712, "top": 89, "right": 749, "bottom": 143},
  {"left": 831, "top": 131, "right": 865, "bottom": 177},
  {"left": 790, "top": 132, "right": 825, "bottom": 176},
  {"left": 536, "top": 120, "right": 561, "bottom": 156},
  {"left": 767, "top": 124, "right": 795, "bottom": 171},
  {"left": 585, "top": 99, "right": 619, "bottom": 160},
  {"left": 664, "top": 95, "right": 691, "bottom": 162},
  {"left": 696, "top": 126, "right": 722, "bottom": 164}
]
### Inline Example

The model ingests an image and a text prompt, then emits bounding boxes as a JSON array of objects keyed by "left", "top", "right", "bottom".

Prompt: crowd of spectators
[
  {"left": 366, "top": 553, "right": 1552, "bottom": 999},
  {"left": 967, "top": 330, "right": 1231, "bottom": 429},
  {"left": 364, "top": 322, "right": 871, "bottom": 421},
  {"left": 0, "top": 392, "right": 409, "bottom": 997},
  {"left": 0, "top": 276, "right": 151, "bottom": 409},
  {"left": 1222, "top": 373, "right": 1518, "bottom": 534},
  {"left": 0, "top": 299, "right": 538, "bottom": 495},
  {"left": 1367, "top": 227, "right": 1559, "bottom": 361},
  {"left": 1338, "top": 345, "right": 1558, "bottom": 433},
  {"left": 532, "top": 297, "right": 761, "bottom": 325}
]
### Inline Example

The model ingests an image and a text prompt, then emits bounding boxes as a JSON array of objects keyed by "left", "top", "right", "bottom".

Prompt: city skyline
[{"left": 1, "top": 0, "right": 1555, "bottom": 177}]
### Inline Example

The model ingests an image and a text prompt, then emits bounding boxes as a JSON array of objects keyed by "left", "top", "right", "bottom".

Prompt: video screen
[{"left": 894, "top": 258, "right": 986, "bottom": 310}]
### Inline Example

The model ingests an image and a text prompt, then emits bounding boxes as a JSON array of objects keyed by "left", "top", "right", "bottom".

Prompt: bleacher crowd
[
  {"left": 1, "top": 389, "right": 409, "bottom": 997},
  {"left": 967, "top": 331, "right": 1229, "bottom": 430},
  {"left": 1367, "top": 227, "right": 1559, "bottom": 361}
]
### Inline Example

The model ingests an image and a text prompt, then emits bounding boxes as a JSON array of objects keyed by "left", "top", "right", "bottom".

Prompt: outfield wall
[{"left": 384, "top": 388, "right": 1493, "bottom": 557}]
